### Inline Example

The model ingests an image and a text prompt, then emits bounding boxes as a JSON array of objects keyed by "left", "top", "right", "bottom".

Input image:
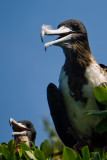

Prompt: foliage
[
  {"left": 94, "top": 84, "right": 107, "bottom": 105},
  {"left": 42, "top": 117, "right": 64, "bottom": 153},
  {"left": 86, "top": 85, "right": 107, "bottom": 132},
  {"left": 0, "top": 85, "right": 107, "bottom": 159},
  {"left": 0, "top": 140, "right": 107, "bottom": 160}
]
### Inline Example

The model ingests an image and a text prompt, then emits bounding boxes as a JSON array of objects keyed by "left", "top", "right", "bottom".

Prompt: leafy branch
[{"left": 0, "top": 139, "right": 107, "bottom": 160}]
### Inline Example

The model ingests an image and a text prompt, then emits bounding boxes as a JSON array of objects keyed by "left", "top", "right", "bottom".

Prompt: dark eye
[
  {"left": 72, "top": 23, "right": 79, "bottom": 31},
  {"left": 26, "top": 123, "right": 30, "bottom": 128}
]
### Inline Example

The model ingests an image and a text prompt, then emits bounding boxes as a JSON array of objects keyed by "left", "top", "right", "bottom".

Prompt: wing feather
[{"left": 47, "top": 83, "right": 76, "bottom": 147}]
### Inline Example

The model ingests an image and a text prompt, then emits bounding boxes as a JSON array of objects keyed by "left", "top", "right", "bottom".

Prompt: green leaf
[
  {"left": 22, "top": 151, "right": 31, "bottom": 160},
  {"left": 0, "top": 144, "right": 9, "bottom": 158},
  {"left": 19, "top": 148, "right": 23, "bottom": 158},
  {"left": 7, "top": 151, "right": 17, "bottom": 160},
  {"left": 86, "top": 110, "right": 107, "bottom": 116},
  {"left": 20, "top": 142, "right": 30, "bottom": 151},
  {"left": 30, "top": 141, "right": 36, "bottom": 150},
  {"left": 0, "top": 153, "right": 3, "bottom": 160},
  {"left": 76, "top": 152, "right": 82, "bottom": 160},
  {"left": 90, "top": 152, "right": 100, "bottom": 160},
  {"left": 40, "top": 139, "right": 53, "bottom": 158},
  {"left": 25, "top": 151, "right": 37, "bottom": 160},
  {"left": 34, "top": 148, "right": 45, "bottom": 160},
  {"left": 8, "top": 139, "right": 16, "bottom": 152},
  {"left": 99, "top": 149, "right": 104, "bottom": 160},
  {"left": 19, "top": 142, "right": 31, "bottom": 160},
  {"left": 103, "top": 152, "right": 107, "bottom": 160},
  {"left": 94, "top": 117, "right": 107, "bottom": 132},
  {"left": 94, "top": 86, "right": 107, "bottom": 105},
  {"left": 62, "top": 147, "right": 77, "bottom": 160},
  {"left": 81, "top": 146, "right": 90, "bottom": 160}
]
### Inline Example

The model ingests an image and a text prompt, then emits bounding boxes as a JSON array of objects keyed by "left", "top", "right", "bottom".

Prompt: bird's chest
[{"left": 59, "top": 64, "right": 107, "bottom": 137}]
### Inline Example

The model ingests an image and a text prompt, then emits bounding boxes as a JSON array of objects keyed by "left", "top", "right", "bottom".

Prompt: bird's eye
[
  {"left": 72, "top": 23, "right": 79, "bottom": 31},
  {"left": 26, "top": 123, "right": 30, "bottom": 128}
]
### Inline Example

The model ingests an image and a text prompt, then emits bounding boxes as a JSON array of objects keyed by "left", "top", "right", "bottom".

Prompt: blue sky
[{"left": 0, "top": 1, "right": 107, "bottom": 147}]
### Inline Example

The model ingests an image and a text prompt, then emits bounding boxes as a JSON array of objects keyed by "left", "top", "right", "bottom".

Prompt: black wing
[{"left": 47, "top": 83, "right": 76, "bottom": 148}]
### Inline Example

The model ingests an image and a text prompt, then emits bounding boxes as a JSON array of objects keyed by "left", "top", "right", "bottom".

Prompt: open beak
[
  {"left": 41, "top": 25, "right": 73, "bottom": 51},
  {"left": 10, "top": 118, "right": 29, "bottom": 137}
]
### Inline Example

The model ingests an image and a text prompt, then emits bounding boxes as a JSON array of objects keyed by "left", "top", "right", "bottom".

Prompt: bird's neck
[
  {"left": 62, "top": 40, "right": 94, "bottom": 102},
  {"left": 63, "top": 39, "right": 93, "bottom": 75}
]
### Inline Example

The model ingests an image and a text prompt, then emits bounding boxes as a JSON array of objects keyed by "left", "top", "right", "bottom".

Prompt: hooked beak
[
  {"left": 41, "top": 25, "right": 73, "bottom": 51},
  {"left": 9, "top": 118, "right": 29, "bottom": 137}
]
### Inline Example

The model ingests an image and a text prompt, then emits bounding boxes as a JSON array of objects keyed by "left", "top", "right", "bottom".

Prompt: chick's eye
[
  {"left": 72, "top": 23, "right": 79, "bottom": 30},
  {"left": 26, "top": 123, "right": 30, "bottom": 128}
]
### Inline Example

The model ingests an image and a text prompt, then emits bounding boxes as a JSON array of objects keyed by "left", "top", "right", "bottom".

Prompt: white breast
[{"left": 59, "top": 62, "right": 107, "bottom": 137}]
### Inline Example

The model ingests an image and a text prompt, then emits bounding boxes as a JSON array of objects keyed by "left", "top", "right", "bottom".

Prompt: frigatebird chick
[
  {"left": 10, "top": 118, "right": 36, "bottom": 148},
  {"left": 41, "top": 19, "right": 107, "bottom": 150}
]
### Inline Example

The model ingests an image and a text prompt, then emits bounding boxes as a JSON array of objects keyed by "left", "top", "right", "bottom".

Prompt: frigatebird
[
  {"left": 10, "top": 118, "right": 36, "bottom": 147},
  {"left": 41, "top": 19, "right": 107, "bottom": 150}
]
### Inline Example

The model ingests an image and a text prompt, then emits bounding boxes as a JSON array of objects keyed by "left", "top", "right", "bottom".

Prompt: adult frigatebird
[
  {"left": 41, "top": 19, "right": 107, "bottom": 150},
  {"left": 10, "top": 118, "right": 36, "bottom": 147}
]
